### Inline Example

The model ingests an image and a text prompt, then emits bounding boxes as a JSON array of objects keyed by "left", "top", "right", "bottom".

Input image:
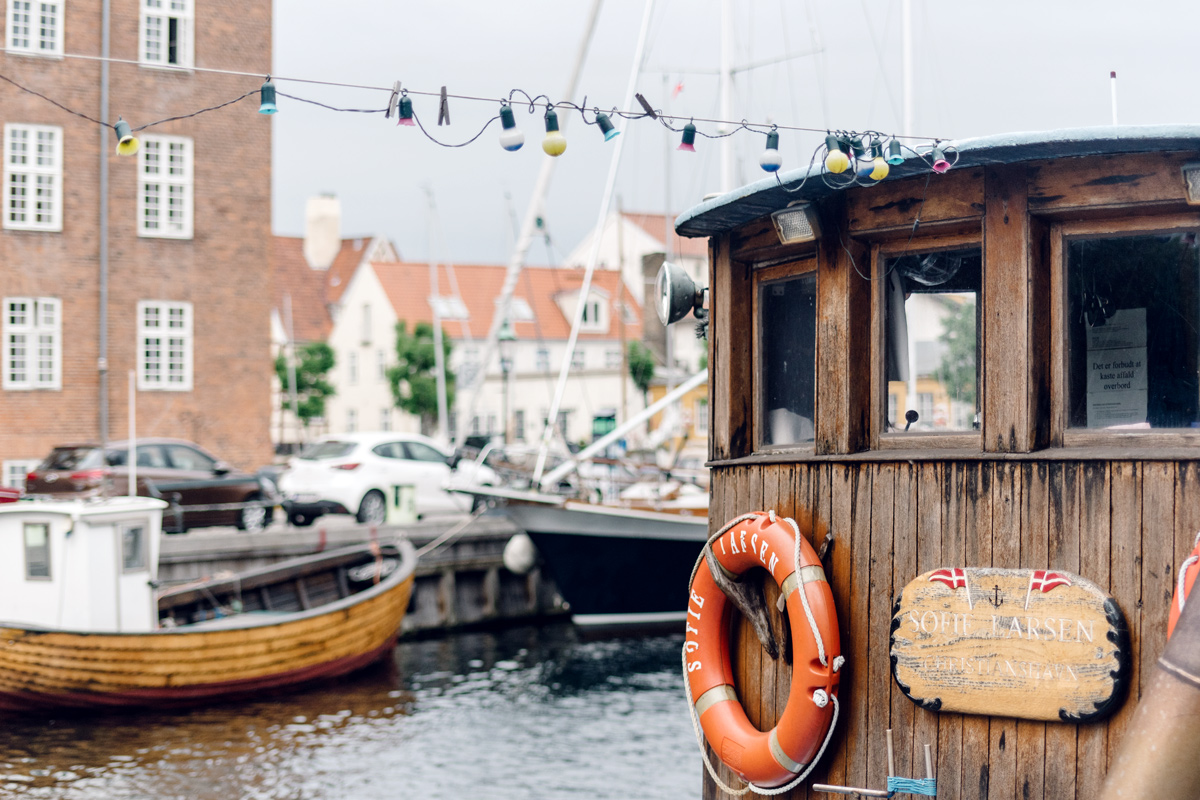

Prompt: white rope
[
  {"left": 1178, "top": 530, "right": 1200, "bottom": 613},
  {"left": 781, "top": 515, "right": 827, "bottom": 667},
  {"left": 681, "top": 509, "right": 840, "bottom": 795}
]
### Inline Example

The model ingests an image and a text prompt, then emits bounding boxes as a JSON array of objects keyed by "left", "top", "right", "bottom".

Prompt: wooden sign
[{"left": 890, "top": 567, "right": 1130, "bottom": 723}]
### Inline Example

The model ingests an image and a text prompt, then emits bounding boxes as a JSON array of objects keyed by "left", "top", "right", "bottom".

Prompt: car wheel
[
  {"left": 357, "top": 490, "right": 387, "bottom": 525},
  {"left": 237, "top": 494, "right": 270, "bottom": 534},
  {"left": 288, "top": 511, "right": 315, "bottom": 527}
]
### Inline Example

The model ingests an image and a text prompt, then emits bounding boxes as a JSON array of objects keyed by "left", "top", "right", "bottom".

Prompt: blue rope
[{"left": 887, "top": 776, "right": 937, "bottom": 796}]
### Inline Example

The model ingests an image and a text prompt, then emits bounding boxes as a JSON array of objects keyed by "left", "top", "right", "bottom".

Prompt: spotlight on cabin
[
  {"left": 655, "top": 261, "right": 706, "bottom": 326},
  {"left": 770, "top": 202, "right": 822, "bottom": 245},
  {"left": 1183, "top": 162, "right": 1200, "bottom": 204}
]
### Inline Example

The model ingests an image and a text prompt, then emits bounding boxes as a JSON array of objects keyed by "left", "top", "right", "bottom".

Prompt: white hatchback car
[{"left": 278, "top": 432, "right": 497, "bottom": 526}]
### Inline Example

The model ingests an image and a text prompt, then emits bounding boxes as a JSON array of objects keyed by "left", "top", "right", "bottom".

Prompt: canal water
[{"left": 0, "top": 626, "right": 700, "bottom": 799}]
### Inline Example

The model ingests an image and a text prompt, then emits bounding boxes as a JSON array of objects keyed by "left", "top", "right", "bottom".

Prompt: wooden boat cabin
[{"left": 674, "top": 126, "right": 1200, "bottom": 799}]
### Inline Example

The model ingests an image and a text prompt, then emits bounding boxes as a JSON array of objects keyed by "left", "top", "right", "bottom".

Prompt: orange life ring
[
  {"left": 685, "top": 511, "right": 842, "bottom": 789},
  {"left": 1168, "top": 532, "right": 1200, "bottom": 639}
]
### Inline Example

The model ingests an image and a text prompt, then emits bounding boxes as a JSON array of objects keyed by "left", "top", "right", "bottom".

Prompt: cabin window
[
  {"left": 1065, "top": 231, "right": 1200, "bottom": 430},
  {"left": 756, "top": 267, "right": 816, "bottom": 447},
  {"left": 23, "top": 521, "right": 49, "bottom": 579},
  {"left": 120, "top": 522, "right": 147, "bottom": 572},
  {"left": 882, "top": 247, "right": 981, "bottom": 434}
]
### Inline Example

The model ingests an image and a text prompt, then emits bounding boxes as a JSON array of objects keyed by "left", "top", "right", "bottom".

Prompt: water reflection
[{"left": 0, "top": 625, "right": 698, "bottom": 799}]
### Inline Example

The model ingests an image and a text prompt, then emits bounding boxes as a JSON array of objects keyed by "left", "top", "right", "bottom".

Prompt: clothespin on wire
[
  {"left": 386, "top": 81, "right": 401, "bottom": 119},
  {"left": 438, "top": 86, "right": 450, "bottom": 126},
  {"left": 634, "top": 93, "right": 657, "bottom": 119}
]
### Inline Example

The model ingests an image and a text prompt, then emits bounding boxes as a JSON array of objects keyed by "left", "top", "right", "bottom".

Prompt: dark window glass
[
  {"left": 24, "top": 522, "right": 49, "bottom": 578},
  {"left": 122, "top": 524, "right": 146, "bottom": 570},
  {"left": 884, "top": 248, "right": 981, "bottom": 433},
  {"left": 759, "top": 272, "right": 816, "bottom": 446},
  {"left": 39, "top": 446, "right": 102, "bottom": 470},
  {"left": 162, "top": 444, "right": 212, "bottom": 471},
  {"left": 404, "top": 442, "right": 448, "bottom": 463},
  {"left": 1067, "top": 233, "right": 1200, "bottom": 429},
  {"left": 299, "top": 441, "right": 356, "bottom": 460}
]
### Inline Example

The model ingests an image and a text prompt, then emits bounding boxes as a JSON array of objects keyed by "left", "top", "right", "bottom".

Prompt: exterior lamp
[
  {"left": 868, "top": 143, "right": 890, "bottom": 180},
  {"left": 759, "top": 129, "right": 782, "bottom": 172},
  {"left": 258, "top": 79, "right": 278, "bottom": 114},
  {"left": 823, "top": 135, "right": 849, "bottom": 174},
  {"left": 498, "top": 103, "right": 524, "bottom": 151},
  {"left": 113, "top": 117, "right": 139, "bottom": 156},
  {"left": 542, "top": 108, "right": 567, "bottom": 156},
  {"left": 887, "top": 139, "right": 905, "bottom": 166},
  {"left": 770, "top": 202, "right": 821, "bottom": 245},
  {"left": 596, "top": 113, "right": 620, "bottom": 142},
  {"left": 396, "top": 94, "right": 416, "bottom": 127},
  {"left": 678, "top": 122, "right": 697, "bottom": 152},
  {"left": 655, "top": 261, "right": 705, "bottom": 326}
]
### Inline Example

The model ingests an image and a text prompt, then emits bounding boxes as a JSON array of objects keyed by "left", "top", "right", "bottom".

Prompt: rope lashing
[{"left": 886, "top": 776, "right": 937, "bottom": 796}]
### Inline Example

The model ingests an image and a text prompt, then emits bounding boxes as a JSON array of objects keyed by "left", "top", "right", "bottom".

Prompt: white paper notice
[{"left": 1086, "top": 308, "right": 1148, "bottom": 428}]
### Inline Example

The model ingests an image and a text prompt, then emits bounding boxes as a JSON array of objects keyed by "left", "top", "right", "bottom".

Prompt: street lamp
[{"left": 498, "top": 319, "right": 516, "bottom": 444}]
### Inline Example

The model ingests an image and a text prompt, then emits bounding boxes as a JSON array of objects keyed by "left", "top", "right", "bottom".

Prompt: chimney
[{"left": 304, "top": 194, "right": 341, "bottom": 270}]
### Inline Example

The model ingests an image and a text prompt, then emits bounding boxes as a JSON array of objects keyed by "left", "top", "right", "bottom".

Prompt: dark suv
[{"left": 25, "top": 438, "right": 278, "bottom": 533}]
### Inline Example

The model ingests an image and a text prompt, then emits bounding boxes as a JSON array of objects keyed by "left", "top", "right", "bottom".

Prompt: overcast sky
[{"left": 270, "top": 0, "right": 1200, "bottom": 266}]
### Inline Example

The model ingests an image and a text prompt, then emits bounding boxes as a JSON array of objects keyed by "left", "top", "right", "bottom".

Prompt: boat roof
[
  {"left": 675, "top": 125, "right": 1200, "bottom": 239},
  {"left": 0, "top": 496, "right": 167, "bottom": 518}
]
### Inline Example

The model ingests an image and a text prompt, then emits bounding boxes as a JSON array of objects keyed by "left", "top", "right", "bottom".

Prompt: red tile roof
[
  {"left": 623, "top": 211, "right": 710, "bottom": 259},
  {"left": 272, "top": 237, "right": 332, "bottom": 342},
  {"left": 374, "top": 262, "right": 643, "bottom": 342}
]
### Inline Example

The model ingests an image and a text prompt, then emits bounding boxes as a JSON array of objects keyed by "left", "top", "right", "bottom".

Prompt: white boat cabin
[{"left": 0, "top": 497, "right": 166, "bottom": 633}]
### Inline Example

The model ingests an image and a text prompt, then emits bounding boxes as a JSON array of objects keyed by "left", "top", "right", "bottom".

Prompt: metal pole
[
  {"left": 98, "top": 0, "right": 111, "bottom": 452},
  {"left": 283, "top": 293, "right": 301, "bottom": 444},
  {"left": 902, "top": 0, "right": 914, "bottom": 137},
  {"left": 719, "top": 0, "right": 735, "bottom": 193},
  {"left": 425, "top": 188, "right": 448, "bottom": 442},
  {"left": 127, "top": 370, "right": 136, "bottom": 497},
  {"left": 455, "top": 0, "right": 605, "bottom": 449},
  {"left": 531, "top": 0, "right": 656, "bottom": 485},
  {"left": 1110, "top": 70, "right": 1119, "bottom": 125}
]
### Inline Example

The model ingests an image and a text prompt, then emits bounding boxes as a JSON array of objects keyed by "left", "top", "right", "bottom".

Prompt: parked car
[
  {"left": 278, "top": 432, "right": 498, "bottom": 526},
  {"left": 25, "top": 439, "right": 278, "bottom": 533}
]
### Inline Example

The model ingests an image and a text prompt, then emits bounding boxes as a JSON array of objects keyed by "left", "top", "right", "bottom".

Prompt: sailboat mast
[
  {"left": 425, "top": 188, "right": 449, "bottom": 441},
  {"left": 719, "top": 0, "right": 734, "bottom": 193}
]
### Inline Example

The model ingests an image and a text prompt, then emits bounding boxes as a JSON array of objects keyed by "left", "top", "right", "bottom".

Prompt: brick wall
[{"left": 0, "top": 0, "right": 274, "bottom": 475}]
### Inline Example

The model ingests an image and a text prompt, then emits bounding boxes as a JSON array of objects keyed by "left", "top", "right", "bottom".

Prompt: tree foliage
[
  {"left": 275, "top": 341, "right": 336, "bottom": 426},
  {"left": 388, "top": 321, "right": 454, "bottom": 432},
  {"left": 627, "top": 341, "right": 656, "bottom": 405},
  {"left": 936, "top": 300, "right": 977, "bottom": 408}
]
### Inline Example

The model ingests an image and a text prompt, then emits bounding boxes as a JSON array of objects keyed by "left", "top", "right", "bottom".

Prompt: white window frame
[
  {"left": 4, "top": 123, "right": 62, "bottom": 231},
  {"left": 3, "top": 458, "right": 38, "bottom": 489},
  {"left": 119, "top": 520, "right": 149, "bottom": 573},
  {"left": 347, "top": 350, "right": 357, "bottom": 384},
  {"left": 571, "top": 348, "right": 585, "bottom": 370},
  {"left": 380, "top": 407, "right": 391, "bottom": 431},
  {"left": 7, "top": 0, "right": 62, "bottom": 56},
  {"left": 605, "top": 348, "right": 621, "bottom": 369},
  {"left": 139, "top": 0, "right": 193, "bottom": 68},
  {"left": 138, "top": 134, "right": 193, "bottom": 239},
  {"left": 137, "top": 300, "right": 193, "bottom": 391},
  {"left": 377, "top": 349, "right": 387, "bottom": 380},
  {"left": 24, "top": 521, "right": 50, "bottom": 580},
  {"left": 3, "top": 296, "right": 61, "bottom": 389},
  {"left": 695, "top": 398, "right": 709, "bottom": 436}
]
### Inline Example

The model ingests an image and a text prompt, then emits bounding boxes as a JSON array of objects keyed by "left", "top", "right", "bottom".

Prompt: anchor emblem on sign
[{"left": 987, "top": 585, "right": 1004, "bottom": 608}]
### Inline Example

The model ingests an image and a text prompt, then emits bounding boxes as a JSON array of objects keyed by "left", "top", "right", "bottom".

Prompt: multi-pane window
[
  {"left": 883, "top": 247, "right": 981, "bottom": 434},
  {"left": 120, "top": 522, "right": 148, "bottom": 572},
  {"left": 377, "top": 349, "right": 386, "bottom": 380},
  {"left": 605, "top": 348, "right": 621, "bottom": 369},
  {"left": 694, "top": 398, "right": 709, "bottom": 436},
  {"left": 3, "top": 459, "right": 37, "bottom": 489},
  {"left": 348, "top": 351, "right": 357, "bottom": 384},
  {"left": 514, "top": 409, "right": 525, "bottom": 441},
  {"left": 138, "top": 135, "right": 192, "bottom": 238},
  {"left": 7, "top": 0, "right": 61, "bottom": 55},
  {"left": 536, "top": 348, "right": 550, "bottom": 372},
  {"left": 346, "top": 408, "right": 357, "bottom": 432},
  {"left": 4, "top": 124, "right": 61, "bottom": 231},
  {"left": 380, "top": 407, "right": 391, "bottom": 431},
  {"left": 571, "top": 348, "right": 585, "bottom": 370},
  {"left": 140, "top": 0, "right": 192, "bottom": 67},
  {"left": 1066, "top": 232, "right": 1200, "bottom": 429},
  {"left": 137, "top": 301, "right": 192, "bottom": 391},
  {"left": 3, "top": 296, "right": 60, "bottom": 389}
]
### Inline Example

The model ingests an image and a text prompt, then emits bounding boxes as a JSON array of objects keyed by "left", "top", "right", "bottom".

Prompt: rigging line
[
  {"left": 858, "top": 0, "right": 902, "bottom": 129},
  {"left": 802, "top": 0, "right": 831, "bottom": 130}
]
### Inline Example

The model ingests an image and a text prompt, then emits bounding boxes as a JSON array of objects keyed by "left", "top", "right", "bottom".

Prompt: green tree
[
  {"left": 388, "top": 321, "right": 454, "bottom": 433},
  {"left": 936, "top": 301, "right": 977, "bottom": 408},
  {"left": 627, "top": 341, "right": 656, "bottom": 406},
  {"left": 275, "top": 342, "right": 336, "bottom": 427}
]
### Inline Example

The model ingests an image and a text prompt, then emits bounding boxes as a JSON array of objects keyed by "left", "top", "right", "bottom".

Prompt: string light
[
  {"left": 887, "top": 139, "right": 905, "bottom": 166},
  {"left": 396, "top": 93, "right": 415, "bottom": 126},
  {"left": 677, "top": 121, "right": 697, "bottom": 152},
  {"left": 498, "top": 102, "right": 524, "bottom": 151},
  {"left": 258, "top": 79, "right": 277, "bottom": 115},
  {"left": 113, "top": 117, "right": 138, "bottom": 155},
  {"left": 931, "top": 146, "right": 951, "bottom": 174},
  {"left": 596, "top": 112, "right": 619, "bottom": 142},
  {"left": 824, "top": 135, "right": 850, "bottom": 174},
  {"left": 542, "top": 107, "right": 566, "bottom": 157},
  {"left": 759, "top": 128, "right": 781, "bottom": 172}
]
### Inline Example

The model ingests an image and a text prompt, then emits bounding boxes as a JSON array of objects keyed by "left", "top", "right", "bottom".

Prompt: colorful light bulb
[
  {"left": 759, "top": 130, "right": 782, "bottom": 172},
  {"left": 498, "top": 103, "right": 524, "bottom": 151},
  {"left": 258, "top": 79, "right": 277, "bottom": 114},
  {"left": 932, "top": 146, "right": 951, "bottom": 174},
  {"left": 678, "top": 122, "right": 697, "bottom": 152},
  {"left": 596, "top": 113, "right": 619, "bottom": 142},
  {"left": 868, "top": 144, "right": 890, "bottom": 180},
  {"left": 542, "top": 108, "right": 567, "bottom": 157},
  {"left": 113, "top": 117, "right": 139, "bottom": 156},
  {"left": 823, "top": 135, "right": 849, "bottom": 174},
  {"left": 397, "top": 95, "right": 415, "bottom": 127},
  {"left": 887, "top": 139, "right": 905, "bottom": 166}
]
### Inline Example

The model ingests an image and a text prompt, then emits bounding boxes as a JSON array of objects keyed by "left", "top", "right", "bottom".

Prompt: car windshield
[
  {"left": 39, "top": 447, "right": 104, "bottom": 471},
  {"left": 298, "top": 441, "right": 357, "bottom": 460}
]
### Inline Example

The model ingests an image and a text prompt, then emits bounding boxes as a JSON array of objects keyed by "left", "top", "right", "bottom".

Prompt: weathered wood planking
[
  {"left": 704, "top": 458, "right": 1199, "bottom": 799},
  {"left": 846, "top": 168, "right": 985, "bottom": 233},
  {"left": 1026, "top": 152, "right": 1194, "bottom": 213}
]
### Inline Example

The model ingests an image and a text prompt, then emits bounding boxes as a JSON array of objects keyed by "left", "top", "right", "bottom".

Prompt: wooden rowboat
[{"left": 0, "top": 497, "right": 415, "bottom": 712}]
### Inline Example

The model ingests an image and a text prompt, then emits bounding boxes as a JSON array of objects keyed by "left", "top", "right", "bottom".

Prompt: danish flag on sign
[
  {"left": 1025, "top": 570, "right": 1072, "bottom": 609},
  {"left": 928, "top": 568, "right": 968, "bottom": 590}
]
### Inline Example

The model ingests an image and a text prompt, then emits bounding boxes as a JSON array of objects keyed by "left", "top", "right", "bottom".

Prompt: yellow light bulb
[
  {"left": 824, "top": 149, "right": 850, "bottom": 174},
  {"left": 542, "top": 131, "right": 567, "bottom": 157}
]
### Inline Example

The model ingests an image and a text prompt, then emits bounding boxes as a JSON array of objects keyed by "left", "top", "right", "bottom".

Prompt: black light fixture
[
  {"left": 770, "top": 202, "right": 821, "bottom": 245},
  {"left": 655, "top": 261, "right": 706, "bottom": 326}
]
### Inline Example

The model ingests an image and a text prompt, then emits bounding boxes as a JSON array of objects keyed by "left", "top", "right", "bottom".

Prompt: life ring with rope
[
  {"left": 1168, "top": 531, "right": 1200, "bottom": 639},
  {"left": 684, "top": 510, "right": 842, "bottom": 793}
]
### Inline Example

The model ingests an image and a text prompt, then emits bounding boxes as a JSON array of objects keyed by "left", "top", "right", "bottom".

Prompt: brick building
[{"left": 0, "top": 0, "right": 274, "bottom": 485}]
